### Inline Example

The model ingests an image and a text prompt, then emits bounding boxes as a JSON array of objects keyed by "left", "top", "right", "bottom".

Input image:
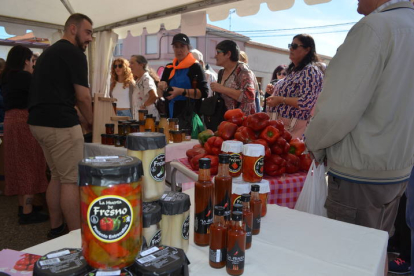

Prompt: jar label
[
  {"left": 150, "top": 154, "right": 166, "bottom": 182},
  {"left": 194, "top": 199, "right": 213, "bottom": 234},
  {"left": 226, "top": 241, "right": 245, "bottom": 270},
  {"left": 150, "top": 229, "right": 162, "bottom": 247},
  {"left": 209, "top": 248, "right": 226, "bottom": 263},
  {"left": 87, "top": 195, "right": 133, "bottom": 243},
  {"left": 254, "top": 157, "right": 264, "bottom": 177},
  {"left": 229, "top": 153, "right": 242, "bottom": 174},
  {"left": 182, "top": 215, "right": 190, "bottom": 240}
]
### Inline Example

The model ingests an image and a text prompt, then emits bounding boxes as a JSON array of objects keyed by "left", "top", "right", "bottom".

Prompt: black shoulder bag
[{"left": 200, "top": 69, "right": 227, "bottom": 131}]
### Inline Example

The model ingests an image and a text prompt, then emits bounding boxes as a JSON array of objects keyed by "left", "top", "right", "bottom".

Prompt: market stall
[{"left": 23, "top": 187, "right": 388, "bottom": 276}]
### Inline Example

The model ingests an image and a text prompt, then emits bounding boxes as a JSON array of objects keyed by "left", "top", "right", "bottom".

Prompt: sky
[
  {"left": 0, "top": 0, "right": 363, "bottom": 58},
  {"left": 207, "top": 0, "right": 364, "bottom": 57}
]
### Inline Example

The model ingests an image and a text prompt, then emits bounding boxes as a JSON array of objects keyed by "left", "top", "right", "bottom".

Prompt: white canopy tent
[{"left": 0, "top": 0, "right": 330, "bottom": 94}]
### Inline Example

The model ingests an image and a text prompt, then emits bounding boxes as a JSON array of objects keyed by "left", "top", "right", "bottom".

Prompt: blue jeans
[{"left": 406, "top": 167, "right": 414, "bottom": 275}]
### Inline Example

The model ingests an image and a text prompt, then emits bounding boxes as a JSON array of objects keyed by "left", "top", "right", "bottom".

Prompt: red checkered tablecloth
[{"left": 177, "top": 158, "right": 307, "bottom": 209}]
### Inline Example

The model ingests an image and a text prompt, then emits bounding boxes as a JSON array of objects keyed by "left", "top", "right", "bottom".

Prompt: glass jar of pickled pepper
[
  {"left": 105, "top": 123, "right": 114, "bottom": 134},
  {"left": 242, "top": 144, "right": 264, "bottom": 183},
  {"left": 221, "top": 140, "right": 243, "bottom": 177},
  {"left": 78, "top": 156, "right": 143, "bottom": 270}
]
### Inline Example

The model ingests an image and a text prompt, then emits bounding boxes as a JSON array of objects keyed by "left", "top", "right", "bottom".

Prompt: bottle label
[
  {"left": 149, "top": 229, "right": 162, "bottom": 247},
  {"left": 194, "top": 199, "right": 213, "bottom": 234},
  {"left": 210, "top": 248, "right": 226, "bottom": 263},
  {"left": 87, "top": 195, "right": 133, "bottom": 243},
  {"left": 233, "top": 196, "right": 242, "bottom": 207},
  {"left": 150, "top": 153, "right": 165, "bottom": 182},
  {"left": 254, "top": 157, "right": 264, "bottom": 177},
  {"left": 226, "top": 240, "right": 245, "bottom": 270},
  {"left": 229, "top": 153, "right": 242, "bottom": 174},
  {"left": 182, "top": 215, "right": 190, "bottom": 240},
  {"left": 246, "top": 223, "right": 252, "bottom": 244},
  {"left": 253, "top": 216, "right": 261, "bottom": 230},
  {"left": 216, "top": 190, "right": 231, "bottom": 220}
]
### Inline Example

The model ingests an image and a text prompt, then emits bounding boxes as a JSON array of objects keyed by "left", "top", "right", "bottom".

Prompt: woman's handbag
[
  {"left": 200, "top": 69, "right": 226, "bottom": 131},
  {"left": 294, "top": 160, "right": 328, "bottom": 217},
  {"left": 200, "top": 92, "right": 227, "bottom": 131}
]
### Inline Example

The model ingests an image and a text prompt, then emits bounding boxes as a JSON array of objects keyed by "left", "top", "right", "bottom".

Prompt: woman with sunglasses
[
  {"left": 210, "top": 40, "right": 256, "bottom": 115},
  {"left": 263, "top": 64, "right": 287, "bottom": 112},
  {"left": 129, "top": 55, "right": 160, "bottom": 121},
  {"left": 109, "top": 58, "right": 134, "bottom": 118},
  {"left": 266, "top": 34, "right": 323, "bottom": 138}
]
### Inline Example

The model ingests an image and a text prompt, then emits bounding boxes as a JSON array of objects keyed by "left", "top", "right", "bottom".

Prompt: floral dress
[
  {"left": 219, "top": 62, "right": 256, "bottom": 115},
  {"left": 132, "top": 71, "right": 159, "bottom": 121}
]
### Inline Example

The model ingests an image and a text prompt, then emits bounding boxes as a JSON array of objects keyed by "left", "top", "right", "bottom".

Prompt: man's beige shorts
[
  {"left": 325, "top": 175, "right": 407, "bottom": 235},
  {"left": 30, "top": 125, "right": 84, "bottom": 184}
]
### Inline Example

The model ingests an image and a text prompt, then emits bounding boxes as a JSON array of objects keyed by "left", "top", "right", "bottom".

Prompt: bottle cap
[
  {"left": 232, "top": 211, "right": 243, "bottom": 221},
  {"left": 218, "top": 153, "right": 230, "bottom": 164},
  {"left": 199, "top": 158, "right": 211, "bottom": 169},
  {"left": 241, "top": 193, "right": 251, "bottom": 202},
  {"left": 233, "top": 203, "right": 243, "bottom": 212},
  {"left": 243, "top": 144, "right": 265, "bottom": 157},
  {"left": 221, "top": 140, "right": 243, "bottom": 153},
  {"left": 214, "top": 206, "right": 225, "bottom": 216},
  {"left": 251, "top": 184, "right": 260, "bottom": 192}
]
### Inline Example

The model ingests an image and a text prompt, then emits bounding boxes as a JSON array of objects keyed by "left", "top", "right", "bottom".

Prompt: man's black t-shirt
[{"left": 28, "top": 39, "right": 89, "bottom": 128}]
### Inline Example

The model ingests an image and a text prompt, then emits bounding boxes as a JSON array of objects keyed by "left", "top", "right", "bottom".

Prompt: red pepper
[
  {"left": 252, "top": 139, "right": 271, "bottom": 158},
  {"left": 99, "top": 217, "right": 114, "bottom": 231},
  {"left": 268, "top": 119, "right": 285, "bottom": 133},
  {"left": 224, "top": 108, "right": 245, "bottom": 126},
  {"left": 204, "top": 136, "right": 224, "bottom": 155},
  {"left": 299, "top": 153, "right": 312, "bottom": 171},
  {"left": 270, "top": 137, "right": 290, "bottom": 155},
  {"left": 289, "top": 138, "right": 306, "bottom": 156},
  {"left": 217, "top": 121, "right": 238, "bottom": 140},
  {"left": 245, "top": 112, "right": 270, "bottom": 131},
  {"left": 234, "top": 126, "right": 257, "bottom": 144},
  {"left": 190, "top": 153, "right": 207, "bottom": 170},
  {"left": 186, "top": 146, "right": 207, "bottom": 162},
  {"left": 205, "top": 154, "right": 219, "bottom": 175},
  {"left": 282, "top": 153, "right": 300, "bottom": 174},
  {"left": 264, "top": 154, "right": 286, "bottom": 176},
  {"left": 259, "top": 125, "right": 280, "bottom": 145},
  {"left": 282, "top": 130, "right": 292, "bottom": 142}
]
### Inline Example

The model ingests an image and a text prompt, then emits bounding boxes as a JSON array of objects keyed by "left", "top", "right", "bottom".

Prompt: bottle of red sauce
[
  {"left": 250, "top": 184, "right": 262, "bottom": 235},
  {"left": 194, "top": 158, "right": 214, "bottom": 246},
  {"left": 209, "top": 206, "right": 227, "bottom": 268},
  {"left": 226, "top": 211, "right": 246, "bottom": 276},
  {"left": 242, "top": 144, "right": 264, "bottom": 183},
  {"left": 240, "top": 194, "right": 253, "bottom": 249},
  {"left": 215, "top": 154, "right": 232, "bottom": 221}
]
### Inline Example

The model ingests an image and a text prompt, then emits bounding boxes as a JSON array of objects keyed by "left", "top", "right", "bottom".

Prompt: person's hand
[
  {"left": 266, "top": 96, "right": 282, "bottom": 107},
  {"left": 166, "top": 87, "right": 183, "bottom": 100},
  {"left": 140, "top": 104, "right": 146, "bottom": 110},
  {"left": 158, "top": 81, "right": 168, "bottom": 91},
  {"left": 266, "top": 84, "right": 274, "bottom": 95},
  {"left": 210, "top": 82, "right": 224, "bottom": 93}
]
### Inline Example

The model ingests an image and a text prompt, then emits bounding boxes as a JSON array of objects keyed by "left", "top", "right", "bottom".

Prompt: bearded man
[{"left": 28, "top": 13, "right": 93, "bottom": 238}]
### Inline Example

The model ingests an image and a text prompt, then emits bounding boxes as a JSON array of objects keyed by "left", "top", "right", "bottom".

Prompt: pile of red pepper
[{"left": 186, "top": 109, "right": 312, "bottom": 176}]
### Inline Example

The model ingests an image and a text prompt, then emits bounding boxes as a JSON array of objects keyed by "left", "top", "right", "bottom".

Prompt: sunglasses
[
  {"left": 288, "top": 43, "right": 305, "bottom": 50},
  {"left": 216, "top": 49, "right": 224, "bottom": 55},
  {"left": 277, "top": 72, "right": 287, "bottom": 76},
  {"left": 113, "top": 64, "right": 123, "bottom": 69}
]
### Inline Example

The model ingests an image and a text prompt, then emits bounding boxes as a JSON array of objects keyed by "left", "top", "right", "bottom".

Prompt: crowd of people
[{"left": 0, "top": 1, "right": 414, "bottom": 275}]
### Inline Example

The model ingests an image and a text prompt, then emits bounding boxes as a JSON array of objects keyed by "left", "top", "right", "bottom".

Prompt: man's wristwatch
[{"left": 182, "top": 89, "right": 187, "bottom": 97}]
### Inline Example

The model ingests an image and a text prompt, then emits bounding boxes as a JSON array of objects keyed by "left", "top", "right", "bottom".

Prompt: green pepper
[
  {"left": 198, "top": 129, "right": 214, "bottom": 146},
  {"left": 112, "top": 216, "right": 122, "bottom": 231}
]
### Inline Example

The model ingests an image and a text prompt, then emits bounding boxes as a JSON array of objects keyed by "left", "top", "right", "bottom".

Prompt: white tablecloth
[{"left": 24, "top": 189, "right": 387, "bottom": 276}]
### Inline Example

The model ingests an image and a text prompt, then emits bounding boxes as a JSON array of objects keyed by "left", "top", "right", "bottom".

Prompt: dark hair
[
  {"left": 1, "top": 45, "right": 32, "bottom": 84},
  {"left": 271, "top": 64, "right": 287, "bottom": 80},
  {"left": 64, "top": 13, "right": 93, "bottom": 32},
  {"left": 216, "top": 40, "right": 239, "bottom": 62},
  {"left": 288, "top": 34, "right": 320, "bottom": 73}
]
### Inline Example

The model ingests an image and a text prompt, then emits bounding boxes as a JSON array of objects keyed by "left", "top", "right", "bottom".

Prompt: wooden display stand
[{"left": 92, "top": 93, "right": 128, "bottom": 143}]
